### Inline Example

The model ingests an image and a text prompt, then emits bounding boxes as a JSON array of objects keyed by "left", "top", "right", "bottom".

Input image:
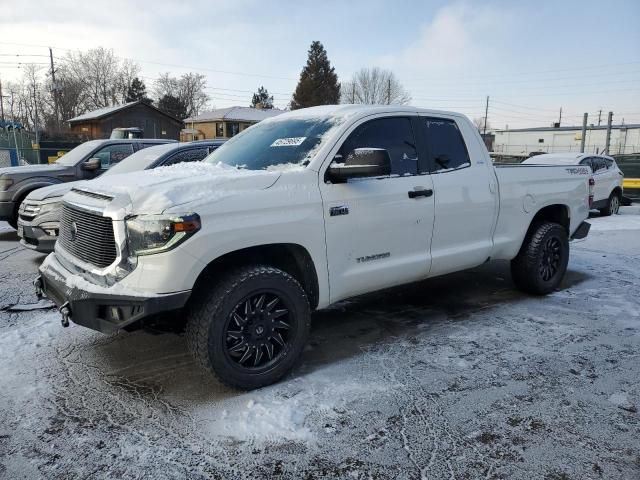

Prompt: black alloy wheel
[{"left": 224, "top": 292, "right": 292, "bottom": 369}]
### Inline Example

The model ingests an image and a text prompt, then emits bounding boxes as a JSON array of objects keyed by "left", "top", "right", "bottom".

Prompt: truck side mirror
[
  {"left": 328, "top": 148, "right": 391, "bottom": 183},
  {"left": 81, "top": 158, "right": 101, "bottom": 171}
]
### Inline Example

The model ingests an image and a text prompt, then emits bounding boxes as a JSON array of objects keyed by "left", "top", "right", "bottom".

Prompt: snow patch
[{"left": 589, "top": 209, "right": 640, "bottom": 231}]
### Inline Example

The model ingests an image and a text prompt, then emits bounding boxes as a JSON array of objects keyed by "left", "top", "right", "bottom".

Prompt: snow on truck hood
[{"left": 76, "top": 162, "right": 290, "bottom": 214}]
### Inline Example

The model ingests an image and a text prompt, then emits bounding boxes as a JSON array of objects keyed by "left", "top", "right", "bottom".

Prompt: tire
[
  {"left": 511, "top": 221, "right": 569, "bottom": 295},
  {"left": 186, "top": 265, "right": 311, "bottom": 390},
  {"left": 7, "top": 218, "right": 18, "bottom": 230},
  {"left": 599, "top": 192, "right": 620, "bottom": 216}
]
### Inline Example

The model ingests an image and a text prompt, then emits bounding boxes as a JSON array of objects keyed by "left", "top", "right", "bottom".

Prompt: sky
[{"left": 1, "top": 0, "right": 639, "bottom": 129}]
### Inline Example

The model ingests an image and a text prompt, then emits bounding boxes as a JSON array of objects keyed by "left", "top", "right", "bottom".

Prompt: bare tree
[
  {"left": 61, "top": 47, "right": 141, "bottom": 112},
  {"left": 154, "top": 72, "right": 209, "bottom": 118},
  {"left": 342, "top": 67, "right": 411, "bottom": 105},
  {"left": 473, "top": 117, "right": 491, "bottom": 132}
]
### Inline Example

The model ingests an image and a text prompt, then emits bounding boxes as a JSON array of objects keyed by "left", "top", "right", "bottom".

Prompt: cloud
[{"left": 377, "top": 2, "right": 516, "bottom": 78}]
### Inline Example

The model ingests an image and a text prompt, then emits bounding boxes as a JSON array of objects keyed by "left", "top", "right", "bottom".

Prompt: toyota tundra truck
[{"left": 36, "top": 105, "right": 592, "bottom": 389}]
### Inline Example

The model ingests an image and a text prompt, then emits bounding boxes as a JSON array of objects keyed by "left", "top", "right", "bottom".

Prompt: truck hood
[
  {"left": 26, "top": 180, "right": 85, "bottom": 202},
  {"left": 0, "top": 164, "right": 70, "bottom": 180},
  {"left": 75, "top": 163, "right": 282, "bottom": 214}
]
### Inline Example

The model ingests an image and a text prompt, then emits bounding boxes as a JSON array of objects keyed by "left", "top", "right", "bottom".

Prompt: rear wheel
[
  {"left": 599, "top": 192, "right": 620, "bottom": 216},
  {"left": 186, "top": 265, "right": 311, "bottom": 390},
  {"left": 511, "top": 221, "right": 569, "bottom": 295}
]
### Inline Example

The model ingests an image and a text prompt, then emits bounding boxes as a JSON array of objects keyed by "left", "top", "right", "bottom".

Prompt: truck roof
[{"left": 271, "top": 104, "right": 464, "bottom": 121}]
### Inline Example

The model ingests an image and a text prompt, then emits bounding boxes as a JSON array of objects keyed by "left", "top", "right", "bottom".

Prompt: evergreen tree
[
  {"left": 251, "top": 86, "right": 274, "bottom": 109},
  {"left": 125, "top": 77, "right": 152, "bottom": 104},
  {"left": 157, "top": 94, "right": 188, "bottom": 120},
  {"left": 290, "top": 41, "right": 340, "bottom": 110}
]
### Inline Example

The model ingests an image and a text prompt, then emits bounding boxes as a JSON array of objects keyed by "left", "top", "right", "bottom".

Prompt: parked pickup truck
[
  {"left": 0, "top": 138, "right": 175, "bottom": 229},
  {"left": 17, "top": 140, "right": 225, "bottom": 253},
  {"left": 36, "top": 105, "right": 592, "bottom": 389}
]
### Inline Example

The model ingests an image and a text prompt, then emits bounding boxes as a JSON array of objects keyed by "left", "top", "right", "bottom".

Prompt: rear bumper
[
  {"left": 18, "top": 220, "right": 57, "bottom": 253},
  {"left": 571, "top": 221, "right": 590, "bottom": 240},
  {"left": 36, "top": 253, "right": 191, "bottom": 333}
]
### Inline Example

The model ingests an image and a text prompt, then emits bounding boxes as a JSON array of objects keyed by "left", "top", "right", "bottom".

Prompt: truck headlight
[
  {"left": 0, "top": 178, "right": 14, "bottom": 191},
  {"left": 126, "top": 213, "right": 201, "bottom": 256},
  {"left": 38, "top": 201, "right": 62, "bottom": 215}
]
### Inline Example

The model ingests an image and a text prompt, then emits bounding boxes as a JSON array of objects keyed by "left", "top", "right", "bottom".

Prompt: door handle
[{"left": 408, "top": 189, "right": 433, "bottom": 199}]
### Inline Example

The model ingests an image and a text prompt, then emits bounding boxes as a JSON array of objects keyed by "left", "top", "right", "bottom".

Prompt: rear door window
[
  {"left": 579, "top": 158, "right": 593, "bottom": 170},
  {"left": 161, "top": 148, "right": 209, "bottom": 166},
  {"left": 423, "top": 118, "right": 471, "bottom": 173}
]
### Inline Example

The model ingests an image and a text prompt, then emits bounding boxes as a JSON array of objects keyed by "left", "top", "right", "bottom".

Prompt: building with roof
[
  {"left": 181, "top": 106, "right": 284, "bottom": 141},
  {"left": 493, "top": 124, "right": 640, "bottom": 156},
  {"left": 67, "top": 101, "right": 183, "bottom": 141}
]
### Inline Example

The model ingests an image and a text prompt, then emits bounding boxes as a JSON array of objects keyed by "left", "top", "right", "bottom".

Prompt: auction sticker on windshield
[{"left": 270, "top": 137, "right": 307, "bottom": 147}]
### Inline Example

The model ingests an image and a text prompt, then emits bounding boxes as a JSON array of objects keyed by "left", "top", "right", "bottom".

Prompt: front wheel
[
  {"left": 511, "top": 221, "right": 569, "bottom": 295},
  {"left": 186, "top": 265, "right": 311, "bottom": 390},
  {"left": 599, "top": 192, "right": 620, "bottom": 216}
]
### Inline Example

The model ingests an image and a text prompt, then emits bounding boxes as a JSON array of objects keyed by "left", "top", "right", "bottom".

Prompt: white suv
[{"left": 523, "top": 153, "right": 624, "bottom": 215}]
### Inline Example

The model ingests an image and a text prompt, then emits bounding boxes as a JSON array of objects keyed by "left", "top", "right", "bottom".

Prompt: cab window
[
  {"left": 336, "top": 117, "right": 418, "bottom": 176},
  {"left": 93, "top": 144, "right": 134, "bottom": 170}
]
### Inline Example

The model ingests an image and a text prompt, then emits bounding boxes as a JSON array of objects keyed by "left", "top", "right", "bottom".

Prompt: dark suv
[
  {"left": 0, "top": 138, "right": 174, "bottom": 229},
  {"left": 18, "top": 140, "right": 225, "bottom": 253}
]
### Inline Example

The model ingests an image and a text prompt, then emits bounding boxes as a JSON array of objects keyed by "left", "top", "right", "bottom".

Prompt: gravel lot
[{"left": 1, "top": 208, "right": 639, "bottom": 479}]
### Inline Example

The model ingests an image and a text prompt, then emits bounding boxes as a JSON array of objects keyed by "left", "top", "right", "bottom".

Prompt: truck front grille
[{"left": 58, "top": 204, "right": 117, "bottom": 268}]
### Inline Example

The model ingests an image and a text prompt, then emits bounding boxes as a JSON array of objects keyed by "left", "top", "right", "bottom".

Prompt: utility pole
[
  {"left": 32, "top": 82, "right": 39, "bottom": 146},
  {"left": 598, "top": 109, "right": 602, "bottom": 126},
  {"left": 49, "top": 47, "right": 59, "bottom": 131},
  {"left": 558, "top": 107, "right": 562, "bottom": 127},
  {"left": 386, "top": 78, "right": 391, "bottom": 105},
  {"left": 0, "top": 76, "right": 5, "bottom": 123},
  {"left": 483, "top": 95, "right": 489, "bottom": 136},
  {"left": 604, "top": 111, "right": 613, "bottom": 155},
  {"left": 351, "top": 83, "right": 356, "bottom": 103},
  {"left": 580, "top": 113, "right": 588, "bottom": 153}
]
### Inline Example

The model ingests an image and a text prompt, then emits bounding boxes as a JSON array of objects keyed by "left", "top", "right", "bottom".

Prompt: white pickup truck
[{"left": 36, "top": 105, "right": 592, "bottom": 389}]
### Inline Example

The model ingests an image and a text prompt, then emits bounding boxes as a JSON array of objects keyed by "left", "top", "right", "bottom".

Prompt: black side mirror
[
  {"left": 328, "top": 148, "right": 391, "bottom": 183},
  {"left": 81, "top": 158, "right": 101, "bottom": 171}
]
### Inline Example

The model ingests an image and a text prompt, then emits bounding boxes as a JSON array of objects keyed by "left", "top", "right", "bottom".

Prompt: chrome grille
[{"left": 58, "top": 204, "right": 117, "bottom": 268}]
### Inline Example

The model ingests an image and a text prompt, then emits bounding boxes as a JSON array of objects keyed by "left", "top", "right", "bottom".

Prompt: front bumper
[
  {"left": 0, "top": 201, "right": 14, "bottom": 221},
  {"left": 18, "top": 220, "right": 58, "bottom": 253},
  {"left": 36, "top": 253, "right": 191, "bottom": 333}
]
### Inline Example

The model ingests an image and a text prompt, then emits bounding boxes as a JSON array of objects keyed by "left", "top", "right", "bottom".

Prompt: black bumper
[
  {"left": 19, "top": 223, "right": 57, "bottom": 253},
  {"left": 571, "top": 221, "right": 591, "bottom": 240},
  {"left": 36, "top": 259, "right": 191, "bottom": 334}
]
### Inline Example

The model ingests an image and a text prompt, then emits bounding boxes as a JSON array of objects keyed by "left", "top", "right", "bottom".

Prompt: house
[
  {"left": 67, "top": 101, "right": 183, "bottom": 140},
  {"left": 181, "top": 106, "right": 283, "bottom": 141},
  {"left": 493, "top": 124, "right": 640, "bottom": 156}
]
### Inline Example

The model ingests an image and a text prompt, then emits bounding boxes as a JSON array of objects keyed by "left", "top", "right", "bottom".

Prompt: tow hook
[
  {"left": 59, "top": 302, "right": 71, "bottom": 328},
  {"left": 33, "top": 276, "right": 43, "bottom": 300}
]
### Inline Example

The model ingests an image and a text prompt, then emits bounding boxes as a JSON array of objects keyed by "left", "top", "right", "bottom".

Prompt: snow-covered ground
[{"left": 1, "top": 208, "right": 639, "bottom": 479}]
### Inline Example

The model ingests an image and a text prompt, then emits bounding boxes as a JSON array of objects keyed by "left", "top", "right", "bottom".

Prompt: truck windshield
[
  {"left": 204, "top": 117, "right": 338, "bottom": 170},
  {"left": 54, "top": 140, "right": 104, "bottom": 166}
]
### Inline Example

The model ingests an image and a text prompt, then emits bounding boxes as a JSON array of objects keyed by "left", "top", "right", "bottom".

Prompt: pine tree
[
  {"left": 125, "top": 77, "right": 152, "bottom": 104},
  {"left": 290, "top": 41, "right": 340, "bottom": 110},
  {"left": 157, "top": 94, "right": 188, "bottom": 120},
  {"left": 251, "top": 86, "right": 274, "bottom": 109}
]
